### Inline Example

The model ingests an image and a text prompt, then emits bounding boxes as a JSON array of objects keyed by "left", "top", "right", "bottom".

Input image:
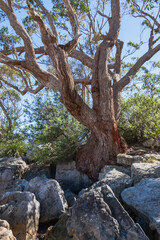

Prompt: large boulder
[
  {"left": 117, "top": 154, "right": 144, "bottom": 166},
  {"left": 0, "top": 220, "right": 16, "bottom": 240},
  {"left": 0, "top": 191, "right": 40, "bottom": 240},
  {"left": 121, "top": 178, "right": 160, "bottom": 234},
  {"left": 67, "top": 185, "right": 149, "bottom": 240},
  {"left": 0, "top": 157, "right": 27, "bottom": 197},
  {"left": 96, "top": 167, "right": 133, "bottom": 199},
  {"left": 131, "top": 162, "right": 160, "bottom": 184},
  {"left": 55, "top": 161, "right": 92, "bottom": 193},
  {"left": 28, "top": 177, "right": 68, "bottom": 223}
]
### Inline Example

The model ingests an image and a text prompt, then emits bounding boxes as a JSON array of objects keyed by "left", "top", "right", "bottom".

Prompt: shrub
[{"left": 119, "top": 93, "right": 160, "bottom": 144}]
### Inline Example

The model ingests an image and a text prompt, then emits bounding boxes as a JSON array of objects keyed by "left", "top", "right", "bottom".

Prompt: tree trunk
[{"left": 76, "top": 120, "right": 127, "bottom": 181}]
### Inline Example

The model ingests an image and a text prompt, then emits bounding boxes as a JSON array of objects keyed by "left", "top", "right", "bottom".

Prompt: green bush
[
  {"left": 119, "top": 93, "right": 160, "bottom": 144},
  {"left": 24, "top": 93, "right": 89, "bottom": 164},
  {"left": 0, "top": 138, "right": 28, "bottom": 157}
]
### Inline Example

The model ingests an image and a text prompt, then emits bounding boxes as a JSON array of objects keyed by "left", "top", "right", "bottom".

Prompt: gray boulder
[
  {"left": 67, "top": 185, "right": 149, "bottom": 240},
  {"left": 131, "top": 162, "right": 160, "bottom": 184},
  {"left": 0, "top": 191, "right": 40, "bottom": 240},
  {"left": 0, "top": 157, "right": 27, "bottom": 197},
  {"left": 28, "top": 177, "right": 68, "bottom": 223},
  {"left": 55, "top": 161, "right": 92, "bottom": 192},
  {"left": 0, "top": 220, "right": 16, "bottom": 240},
  {"left": 12, "top": 179, "right": 29, "bottom": 191},
  {"left": 117, "top": 154, "right": 144, "bottom": 166},
  {"left": 97, "top": 167, "right": 133, "bottom": 199},
  {"left": 121, "top": 178, "right": 160, "bottom": 234}
]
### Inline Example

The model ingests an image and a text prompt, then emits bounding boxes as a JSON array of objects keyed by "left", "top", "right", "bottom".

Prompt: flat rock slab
[
  {"left": 143, "top": 154, "right": 160, "bottom": 162},
  {"left": 117, "top": 154, "right": 144, "bottom": 166},
  {"left": 121, "top": 178, "right": 160, "bottom": 234},
  {"left": 99, "top": 165, "right": 131, "bottom": 179},
  {"left": 67, "top": 185, "right": 149, "bottom": 240},
  {"left": 131, "top": 162, "right": 160, "bottom": 184}
]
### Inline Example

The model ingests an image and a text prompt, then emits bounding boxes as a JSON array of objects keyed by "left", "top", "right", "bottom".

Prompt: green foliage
[
  {"left": 0, "top": 132, "right": 28, "bottom": 157},
  {"left": 0, "top": 26, "right": 20, "bottom": 51},
  {"left": 24, "top": 91, "right": 89, "bottom": 164},
  {"left": 119, "top": 93, "right": 160, "bottom": 144},
  {"left": 127, "top": 41, "right": 144, "bottom": 50}
]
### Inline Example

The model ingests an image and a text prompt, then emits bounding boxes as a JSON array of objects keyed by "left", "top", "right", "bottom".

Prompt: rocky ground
[{"left": 0, "top": 144, "right": 160, "bottom": 240}]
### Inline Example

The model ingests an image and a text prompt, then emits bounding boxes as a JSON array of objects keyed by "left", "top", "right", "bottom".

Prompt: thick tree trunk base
[{"left": 76, "top": 132, "right": 127, "bottom": 181}]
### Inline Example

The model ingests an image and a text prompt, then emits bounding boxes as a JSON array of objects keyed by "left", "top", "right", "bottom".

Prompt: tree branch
[
  {"left": 132, "top": 1, "right": 160, "bottom": 31},
  {"left": 70, "top": 50, "right": 94, "bottom": 69},
  {"left": 74, "top": 78, "right": 91, "bottom": 85},
  {"left": 62, "top": 0, "right": 80, "bottom": 38},
  {"left": 0, "top": 53, "right": 60, "bottom": 91},
  {"left": 0, "top": 100, "right": 12, "bottom": 127},
  {"left": 0, "top": 76, "right": 44, "bottom": 95},
  {"left": 115, "top": 40, "right": 123, "bottom": 75},
  {"left": 0, "top": 0, "right": 36, "bottom": 61},
  {"left": 1, "top": 46, "right": 94, "bottom": 69},
  {"left": 26, "top": 0, "right": 57, "bottom": 45},
  {"left": 34, "top": 0, "right": 58, "bottom": 39},
  {"left": 118, "top": 43, "right": 160, "bottom": 90}
]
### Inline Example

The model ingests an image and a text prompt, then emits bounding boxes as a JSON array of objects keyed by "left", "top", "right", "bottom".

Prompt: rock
[
  {"left": 64, "top": 189, "right": 77, "bottom": 207},
  {"left": 99, "top": 165, "right": 131, "bottom": 179},
  {"left": 55, "top": 161, "right": 92, "bottom": 193},
  {"left": 67, "top": 185, "right": 149, "bottom": 240},
  {"left": 117, "top": 154, "right": 144, "bottom": 166},
  {"left": 12, "top": 179, "right": 29, "bottom": 191},
  {"left": 121, "top": 178, "right": 160, "bottom": 234},
  {"left": 131, "top": 162, "right": 160, "bottom": 184},
  {"left": 0, "top": 219, "right": 16, "bottom": 240},
  {"left": 0, "top": 179, "right": 29, "bottom": 198},
  {"left": 0, "top": 157, "right": 27, "bottom": 197},
  {"left": 45, "top": 214, "right": 71, "bottom": 240},
  {"left": 23, "top": 163, "right": 53, "bottom": 181},
  {"left": 143, "top": 154, "right": 160, "bottom": 162},
  {"left": 143, "top": 139, "right": 160, "bottom": 148},
  {"left": 96, "top": 167, "right": 133, "bottom": 199},
  {"left": 28, "top": 177, "right": 68, "bottom": 223},
  {"left": 128, "top": 147, "right": 147, "bottom": 155},
  {"left": 0, "top": 191, "right": 40, "bottom": 240}
]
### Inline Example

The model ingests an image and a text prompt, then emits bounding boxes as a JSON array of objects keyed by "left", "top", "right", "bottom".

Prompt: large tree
[{"left": 0, "top": 0, "right": 160, "bottom": 179}]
